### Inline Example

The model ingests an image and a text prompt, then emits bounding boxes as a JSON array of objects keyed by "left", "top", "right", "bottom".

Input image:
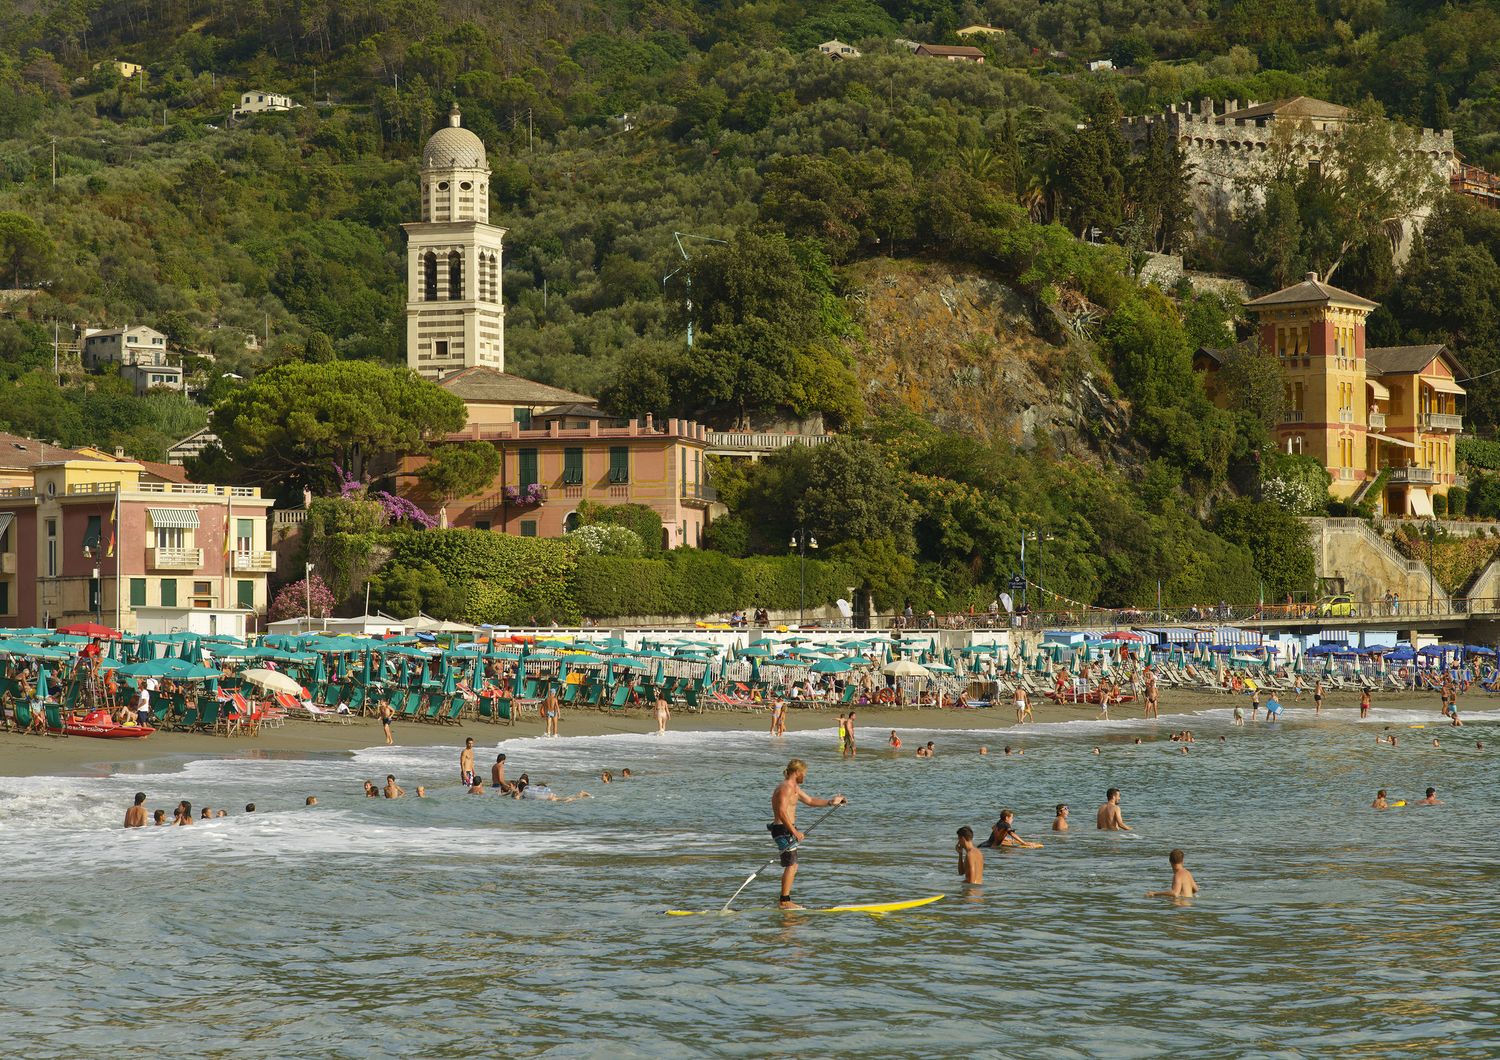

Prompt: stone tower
[{"left": 403, "top": 105, "right": 506, "bottom": 379}]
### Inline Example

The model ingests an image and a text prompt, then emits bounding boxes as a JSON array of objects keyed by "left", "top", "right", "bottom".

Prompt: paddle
[{"left": 720, "top": 802, "right": 845, "bottom": 913}]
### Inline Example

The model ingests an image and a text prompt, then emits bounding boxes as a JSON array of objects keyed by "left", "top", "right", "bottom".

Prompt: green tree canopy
[
  {"left": 416, "top": 440, "right": 500, "bottom": 501},
  {"left": 210, "top": 361, "right": 466, "bottom": 492}
]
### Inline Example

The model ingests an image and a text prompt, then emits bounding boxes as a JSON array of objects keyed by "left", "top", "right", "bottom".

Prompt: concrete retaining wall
[{"left": 1303, "top": 518, "right": 1446, "bottom": 610}]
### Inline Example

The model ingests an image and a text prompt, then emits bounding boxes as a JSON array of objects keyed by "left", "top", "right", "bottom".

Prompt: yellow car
[{"left": 1316, "top": 594, "right": 1354, "bottom": 618}]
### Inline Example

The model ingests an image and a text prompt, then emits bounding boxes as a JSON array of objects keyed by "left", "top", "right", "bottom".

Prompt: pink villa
[
  {"left": 398, "top": 414, "right": 715, "bottom": 549},
  {"left": 0, "top": 459, "right": 273, "bottom": 635}
]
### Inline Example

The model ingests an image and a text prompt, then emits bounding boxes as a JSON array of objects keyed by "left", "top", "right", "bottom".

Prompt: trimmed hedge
[
  {"left": 385, "top": 530, "right": 579, "bottom": 625},
  {"left": 574, "top": 552, "right": 856, "bottom": 619}
]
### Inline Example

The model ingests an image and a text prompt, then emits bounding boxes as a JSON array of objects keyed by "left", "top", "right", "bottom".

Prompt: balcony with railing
[
  {"left": 1282, "top": 409, "right": 1305, "bottom": 423},
  {"left": 150, "top": 546, "right": 204, "bottom": 569},
  {"left": 1336, "top": 467, "right": 1356, "bottom": 481},
  {"left": 231, "top": 550, "right": 275, "bottom": 572},
  {"left": 1385, "top": 466, "right": 1437, "bottom": 485},
  {"left": 1339, "top": 408, "right": 1354, "bottom": 423},
  {"left": 680, "top": 482, "right": 718, "bottom": 505},
  {"left": 1424, "top": 412, "right": 1462, "bottom": 431},
  {"left": 1367, "top": 410, "right": 1386, "bottom": 430}
]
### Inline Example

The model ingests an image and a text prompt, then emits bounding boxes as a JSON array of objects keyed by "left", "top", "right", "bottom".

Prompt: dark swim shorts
[{"left": 768, "top": 822, "right": 798, "bottom": 867}]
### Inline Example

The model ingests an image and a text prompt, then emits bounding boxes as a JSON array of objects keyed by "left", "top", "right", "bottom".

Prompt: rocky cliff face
[{"left": 844, "top": 259, "right": 1141, "bottom": 466}]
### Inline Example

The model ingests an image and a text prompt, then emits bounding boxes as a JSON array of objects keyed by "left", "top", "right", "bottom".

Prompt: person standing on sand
[
  {"left": 956, "top": 826, "right": 984, "bottom": 885},
  {"left": 542, "top": 686, "right": 560, "bottom": 738},
  {"left": 769, "top": 758, "right": 847, "bottom": 910},
  {"left": 1293, "top": 674, "right": 1305, "bottom": 702},
  {"left": 460, "top": 737, "right": 476, "bottom": 787},
  {"left": 1145, "top": 849, "right": 1198, "bottom": 898},
  {"left": 380, "top": 699, "right": 395, "bottom": 745},
  {"left": 1097, "top": 788, "right": 1132, "bottom": 831},
  {"left": 654, "top": 691, "right": 670, "bottom": 735},
  {"left": 124, "top": 792, "right": 147, "bottom": 828}
]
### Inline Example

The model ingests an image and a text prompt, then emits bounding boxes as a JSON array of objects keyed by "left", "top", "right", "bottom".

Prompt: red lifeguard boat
[{"left": 51, "top": 709, "right": 156, "bottom": 739}]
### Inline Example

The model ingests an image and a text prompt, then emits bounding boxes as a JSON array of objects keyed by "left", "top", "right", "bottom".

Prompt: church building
[{"left": 403, "top": 105, "right": 507, "bottom": 379}]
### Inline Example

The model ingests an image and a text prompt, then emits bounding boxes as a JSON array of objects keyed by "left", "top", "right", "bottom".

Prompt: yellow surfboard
[{"left": 667, "top": 895, "right": 944, "bottom": 916}]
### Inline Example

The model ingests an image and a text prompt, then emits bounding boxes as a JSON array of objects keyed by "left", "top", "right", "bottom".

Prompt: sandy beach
[{"left": 0, "top": 687, "right": 1461, "bottom": 777}]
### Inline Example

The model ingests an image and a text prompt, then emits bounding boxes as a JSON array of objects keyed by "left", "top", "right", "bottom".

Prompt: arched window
[
  {"left": 563, "top": 511, "right": 580, "bottom": 533},
  {"left": 423, "top": 252, "right": 437, "bottom": 302},
  {"left": 448, "top": 250, "right": 463, "bottom": 300}
]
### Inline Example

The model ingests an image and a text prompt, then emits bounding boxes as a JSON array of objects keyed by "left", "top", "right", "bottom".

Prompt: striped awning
[
  {"left": 146, "top": 507, "right": 200, "bottom": 529},
  {"left": 0, "top": 512, "right": 11, "bottom": 536}
]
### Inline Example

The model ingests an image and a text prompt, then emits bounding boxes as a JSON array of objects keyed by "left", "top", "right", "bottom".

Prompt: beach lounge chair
[
  {"left": 422, "top": 696, "right": 443, "bottom": 722},
  {"left": 441, "top": 695, "right": 465, "bottom": 724},
  {"left": 401, "top": 690, "right": 422, "bottom": 719},
  {"left": 584, "top": 684, "right": 603, "bottom": 707},
  {"left": 175, "top": 704, "right": 200, "bottom": 731},
  {"left": 609, "top": 685, "right": 629, "bottom": 709},
  {"left": 199, "top": 699, "right": 223, "bottom": 735},
  {"left": 477, "top": 697, "right": 495, "bottom": 723},
  {"left": 44, "top": 703, "right": 66, "bottom": 736},
  {"left": 562, "top": 684, "right": 580, "bottom": 704},
  {"left": 14, "top": 702, "right": 33, "bottom": 732}
]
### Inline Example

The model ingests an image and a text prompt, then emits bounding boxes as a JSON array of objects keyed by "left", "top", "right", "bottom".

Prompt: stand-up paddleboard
[{"left": 667, "top": 895, "right": 943, "bottom": 916}]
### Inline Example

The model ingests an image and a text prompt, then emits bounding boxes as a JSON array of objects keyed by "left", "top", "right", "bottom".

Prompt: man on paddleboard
[{"left": 771, "top": 758, "right": 847, "bottom": 910}]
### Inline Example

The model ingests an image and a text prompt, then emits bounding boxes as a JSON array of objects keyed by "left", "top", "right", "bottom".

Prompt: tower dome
[{"left": 422, "top": 105, "right": 487, "bottom": 169}]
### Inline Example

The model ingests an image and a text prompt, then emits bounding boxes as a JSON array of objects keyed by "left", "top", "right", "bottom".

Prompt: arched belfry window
[
  {"left": 423, "top": 252, "right": 438, "bottom": 302},
  {"left": 448, "top": 250, "right": 463, "bottom": 300}
]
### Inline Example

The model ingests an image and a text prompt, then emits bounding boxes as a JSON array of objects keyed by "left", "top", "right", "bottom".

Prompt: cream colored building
[
  {"left": 818, "top": 40, "right": 861, "bottom": 59},
  {"left": 403, "top": 105, "right": 507, "bottom": 380},
  {"left": 233, "top": 91, "right": 296, "bottom": 116}
]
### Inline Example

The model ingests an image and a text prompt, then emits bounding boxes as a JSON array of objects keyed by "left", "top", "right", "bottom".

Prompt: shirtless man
[
  {"left": 844, "top": 711, "right": 857, "bottom": 757},
  {"left": 956, "top": 826, "right": 984, "bottom": 885},
  {"left": 1052, "top": 804, "right": 1069, "bottom": 832},
  {"left": 124, "top": 791, "right": 148, "bottom": 828},
  {"left": 769, "top": 758, "right": 847, "bottom": 910},
  {"left": 1145, "top": 848, "right": 1198, "bottom": 898},
  {"left": 1418, "top": 786, "right": 1441, "bottom": 806},
  {"left": 1313, "top": 679, "right": 1324, "bottom": 716},
  {"left": 1014, "top": 686, "right": 1029, "bottom": 724},
  {"left": 491, "top": 753, "right": 514, "bottom": 793},
  {"left": 1372, "top": 789, "right": 1389, "bottom": 809},
  {"left": 460, "top": 737, "right": 476, "bottom": 788},
  {"left": 1097, "top": 788, "right": 1132, "bottom": 831},
  {"left": 384, "top": 774, "right": 405, "bottom": 799},
  {"left": 915, "top": 742, "right": 935, "bottom": 758}
]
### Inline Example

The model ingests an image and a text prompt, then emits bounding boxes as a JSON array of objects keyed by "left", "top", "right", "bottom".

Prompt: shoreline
[{"left": 0, "top": 687, "right": 1471, "bottom": 779}]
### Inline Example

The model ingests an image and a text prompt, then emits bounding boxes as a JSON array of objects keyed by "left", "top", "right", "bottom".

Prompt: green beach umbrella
[{"left": 35, "top": 665, "right": 49, "bottom": 701}]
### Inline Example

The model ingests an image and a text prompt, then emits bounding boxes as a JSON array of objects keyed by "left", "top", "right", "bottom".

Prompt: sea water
[{"left": 1, "top": 706, "right": 1497, "bottom": 1058}]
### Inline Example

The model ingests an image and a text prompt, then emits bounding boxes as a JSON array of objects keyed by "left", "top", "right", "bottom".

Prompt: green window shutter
[
  {"left": 518, "top": 448, "right": 538, "bottom": 489},
  {"left": 563, "top": 448, "right": 583, "bottom": 484},
  {"left": 520, "top": 520, "right": 537, "bottom": 537},
  {"left": 609, "top": 446, "right": 629, "bottom": 483},
  {"left": 237, "top": 579, "right": 254, "bottom": 609},
  {"left": 160, "top": 579, "right": 178, "bottom": 607},
  {"left": 129, "top": 578, "right": 146, "bottom": 607},
  {"left": 83, "top": 515, "right": 102, "bottom": 552},
  {"left": 236, "top": 518, "right": 253, "bottom": 541},
  {"left": 515, "top": 408, "right": 532, "bottom": 430}
]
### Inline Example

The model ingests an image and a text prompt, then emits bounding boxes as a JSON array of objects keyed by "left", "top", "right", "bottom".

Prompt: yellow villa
[{"left": 1197, "top": 272, "right": 1464, "bottom": 517}]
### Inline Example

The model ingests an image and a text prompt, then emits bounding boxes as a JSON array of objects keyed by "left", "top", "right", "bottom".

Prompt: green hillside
[{"left": 0, "top": 0, "right": 1493, "bottom": 612}]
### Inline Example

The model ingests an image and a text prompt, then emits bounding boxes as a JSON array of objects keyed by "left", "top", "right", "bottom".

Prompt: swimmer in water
[
  {"left": 1232, "top": 704, "right": 1245, "bottom": 727},
  {"left": 979, "top": 747, "right": 988, "bottom": 756},
  {"left": 981, "top": 809, "right": 1043, "bottom": 849},
  {"left": 1097, "top": 788, "right": 1132, "bottom": 831},
  {"left": 416, "top": 787, "right": 426, "bottom": 798},
  {"left": 888, "top": 730, "right": 901, "bottom": 749},
  {"left": 1418, "top": 787, "right": 1441, "bottom": 805},
  {"left": 915, "top": 742, "right": 935, "bottom": 758},
  {"left": 1052, "top": 804, "right": 1069, "bottom": 832},
  {"left": 1372, "top": 789, "right": 1389, "bottom": 809},
  {"left": 363, "top": 780, "right": 378, "bottom": 798},
  {"left": 956, "top": 826, "right": 984, "bottom": 885},
  {"left": 1145, "top": 848, "right": 1198, "bottom": 898},
  {"left": 1091, "top": 747, "right": 1101, "bottom": 755},
  {"left": 384, "top": 774, "right": 405, "bottom": 799}
]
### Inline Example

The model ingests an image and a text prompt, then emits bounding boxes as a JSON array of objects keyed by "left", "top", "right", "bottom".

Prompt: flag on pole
[
  {"left": 224, "top": 511, "right": 234, "bottom": 556},
  {"left": 105, "top": 507, "right": 116, "bottom": 558}
]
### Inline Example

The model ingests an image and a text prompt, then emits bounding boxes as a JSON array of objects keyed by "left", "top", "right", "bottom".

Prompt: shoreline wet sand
[{"left": 0, "top": 687, "right": 1469, "bottom": 778}]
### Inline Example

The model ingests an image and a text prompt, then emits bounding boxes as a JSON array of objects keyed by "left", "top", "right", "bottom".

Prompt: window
[
  {"left": 129, "top": 578, "right": 146, "bottom": 607},
  {"left": 155, "top": 527, "right": 185, "bottom": 550},
  {"left": 518, "top": 449, "right": 538, "bottom": 489},
  {"left": 563, "top": 447, "right": 584, "bottom": 484},
  {"left": 609, "top": 446, "right": 630, "bottom": 484},
  {"left": 424, "top": 252, "right": 438, "bottom": 301},
  {"left": 520, "top": 520, "right": 538, "bottom": 537},
  {"left": 435, "top": 340, "right": 448, "bottom": 357},
  {"left": 236, "top": 518, "right": 253, "bottom": 553},
  {"left": 0, "top": 581, "right": 8, "bottom": 616},
  {"left": 237, "top": 579, "right": 255, "bottom": 609},
  {"left": 515, "top": 408, "right": 532, "bottom": 430},
  {"left": 83, "top": 515, "right": 102, "bottom": 554},
  {"left": 448, "top": 250, "right": 463, "bottom": 300},
  {"left": 474, "top": 520, "right": 491, "bottom": 532},
  {"left": 160, "top": 579, "right": 178, "bottom": 607},
  {"left": 45, "top": 518, "right": 56, "bottom": 577}
]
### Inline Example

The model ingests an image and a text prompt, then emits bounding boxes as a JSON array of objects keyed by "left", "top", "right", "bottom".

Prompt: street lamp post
[{"left": 790, "top": 529, "right": 818, "bottom": 627}]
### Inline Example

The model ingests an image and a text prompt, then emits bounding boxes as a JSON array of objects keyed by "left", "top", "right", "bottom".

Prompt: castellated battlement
[{"left": 1120, "top": 98, "right": 1453, "bottom": 158}]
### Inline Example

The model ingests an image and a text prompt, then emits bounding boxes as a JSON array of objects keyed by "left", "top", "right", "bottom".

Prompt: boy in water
[
  {"left": 956, "top": 826, "right": 984, "bottom": 885},
  {"left": 888, "top": 730, "right": 901, "bottom": 749},
  {"left": 1372, "top": 789, "right": 1389, "bottom": 809},
  {"left": 1145, "top": 848, "right": 1198, "bottom": 898},
  {"left": 1052, "top": 804, "right": 1069, "bottom": 831}
]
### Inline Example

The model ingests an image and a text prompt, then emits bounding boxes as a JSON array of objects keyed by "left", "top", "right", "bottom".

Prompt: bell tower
[{"left": 403, "top": 105, "right": 506, "bottom": 379}]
